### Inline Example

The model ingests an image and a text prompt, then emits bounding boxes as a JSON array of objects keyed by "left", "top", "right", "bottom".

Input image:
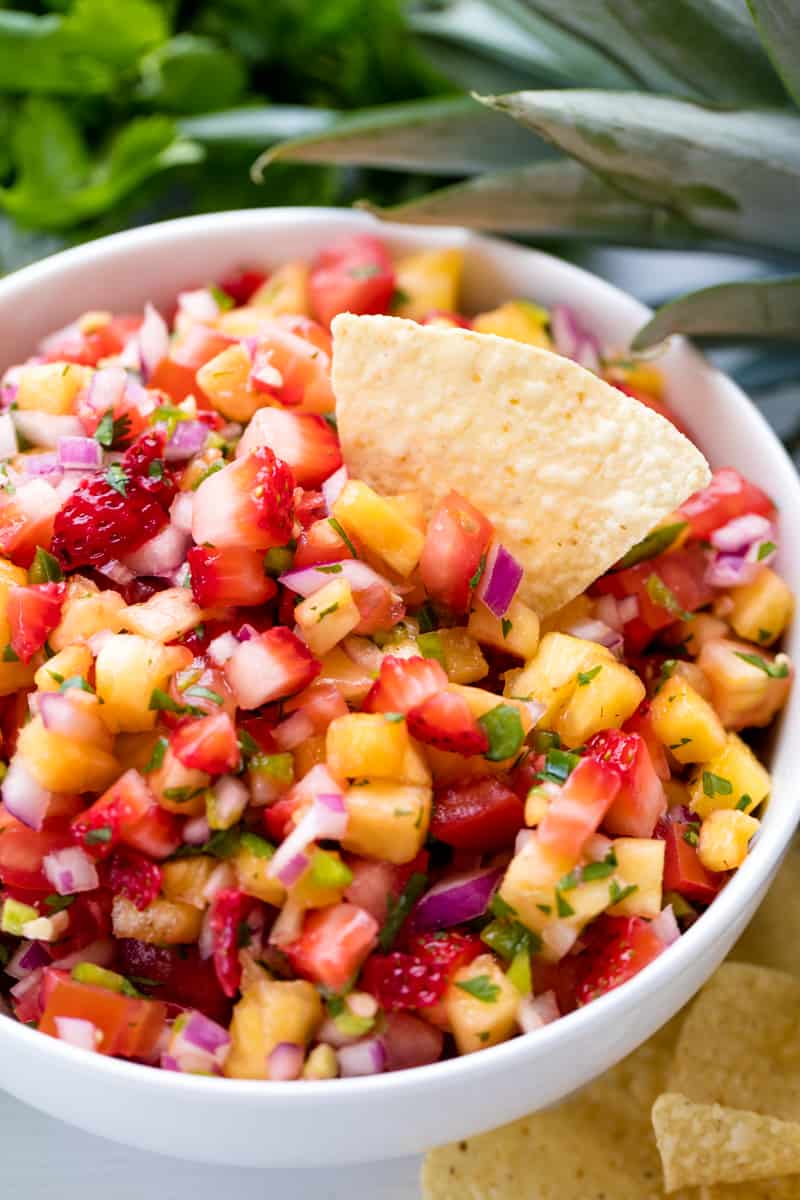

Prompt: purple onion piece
[
  {"left": 181, "top": 1010, "right": 231, "bottom": 1056},
  {"left": 2, "top": 758, "right": 51, "bottom": 831},
  {"left": 710, "top": 514, "right": 774, "bottom": 554},
  {"left": 337, "top": 1037, "right": 386, "bottom": 1078},
  {"left": 477, "top": 543, "right": 523, "bottom": 618},
  {"left": 279, "top": 560, "right": 391, "bottom": 598},
  {"left": 413, "top": 868, "right": 503, "bottom": 931},
  {"left": 58, "top": 436, "right": 103, "bottom": 470},
  {"left": 267, "top": 1042, "right": 305, "bottom": 1081},
  {"left": 164, "top": 419, "right": 209, "bottom": 463},
  {"left": 705, "top": 552, "right": 760, "bottom": 589}
]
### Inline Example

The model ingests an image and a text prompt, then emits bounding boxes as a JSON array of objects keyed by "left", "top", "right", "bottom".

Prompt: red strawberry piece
[
  {"left": 7, "top": 582, "right": 65, "bottom": 662},
  {"left": 407, "top": 690, "right": 489, "bottom": 756},
  {"left": 188, "top": 544, "right": 277, "bottom": 609},
  {"left": 574, "top": 915, "right": 665, "bottom": 1006},
  {"left": 361, "top": 931, "right": 482, "bottom": 1011},
  {"left": 208, "top": 888, "right": 259, "bottom": 998},
  {"left": 236, "top": 409, "right": 342, "bottom": 489},
  {"left": 363, "top": 655, "right": 449, "bottom": 715},
  {"left": 309, "top": 234, "right": 395, "bottom": 327},
  {"left": 585, "top": 728, "right": 666, "bottom": 839},
  {"left": 115, "top": 938, "right": 230, "bottom": 1024},
  {"left": 217, "top": 269, "right": 267, "bottom": 306},
  {"left": 294, "top": 489, "right": 327, "bottom": 530},
  {"left": 191, "top": 446, "right": 295, "bottom": 550},
  {"left": 171, "top": 711, "right": 240, "bottom": 775},
  {"left": 51, "top": 473, "right": 168, "bottom": 569},
  {"left": 122, "top": 431, "right": 176, "bottom": 508},
  {"left": 224, "top": 626, "right": 320, "bottom": 709},
  {"left": 72, "top": 770, "right": 180, "bottom": 861},
  {"left": 431, "top": 777, "right": 524, "bottom": 852},
  {"left": 105, "top": 847, "right": 163, "bottom": 911}
]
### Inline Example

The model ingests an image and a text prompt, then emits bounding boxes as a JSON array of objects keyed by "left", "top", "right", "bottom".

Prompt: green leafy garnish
[
  {"left": 417, "top": 630, "right": 445, "bottom": 666},
  {"left": 263, "top": 545, "right": 295, "bottom": 577},
  {"left": 316, "top": 563, "right": 343, "bottom": 574},
  {"left": 555, "top": 889, "right": 575, "bottom": 918},
  {"left": 94, "top": 409, "right": 132, "bottom": 449},
  {"left": 84, "top": 826, "right": 112, "bottom": 845},
  {"left": 478, "top": 704, "right": 525, "bottom": 762},
  {"left": 317, "top": 601, "right": 339, "bottom": 620},
  {"left": 646, "top": 573, "right": 691, "bottom": 621},
  {"left": 144, "top": 736, "right": 168, "bottom": 774},
  {"left": 105, "top": 462, "right": 128, "bottom": 496},
  {"left": 582, "top": 849, "right": 619, "bottom": 882},
  {"left": 148, "top": 688, "right": 202, "bottom": 716},
  {"left": 328, "top": 517, "right": 357, "bottom": 558},
  {"left": 236, "top": 730, "right": 261, "bottom": 758},
  {"left": 379, "top": 870, "right": 427, "bottom": 952},
  {"left": 384, "top": 712, "right": 405, "bottom": 723},
  {"left": 537, "top": 747, "right": 581, "bottom": 784},
  {"left": 455, "top": 975, "right": 501, "bottom": 1003},
  {"left": 757, "top": 541, "right": 776, "bottom": 561},
  {"left": 734, "top": 651, "right": 790, "bottom": 678},
  {"left": 45, "top": 894, "right": 75, "bottom": 913},
  {"left": 209, "top": 283, "right": 235, "bottom": 311},
  {"left": 249, "top": 752, "right": 294, "bottom": 786},
  {"left": 468, "top": 553, "right": 487, "bottom": 590},
  {"left": 683, "top": 827, "right": 700, "bottom": 847},
  {"left": 618, "top": 522, "right": 687, "bottom": 568},
  {"left": 703, "top": 771, "right": 733, "bottom": 798},
  {"left": 184, "top": 684, "right": 223, "bottom": 705},
  {"left": 608, "top": 880, "right": 638, "bottom": 906},
  {"left": 1, "top": 644, "right": 19, "bottom": 662},
  {"left": 501, "top": 618, "right": 513, "bottom": 639},
  {"left": 577, "top": 665, "right": 602, "bottom": 686},
  {"left": 736, "top": 794, "right": 753, "bottom": 812},
  {"left": 29, "top": 546, "right": 63, "bottom": 584},
  {"left": 60, "top": 675, "right": 94, "bottom": 693},
  {"left": 240, "top": 832, "right": 275, "bottom": 859}
]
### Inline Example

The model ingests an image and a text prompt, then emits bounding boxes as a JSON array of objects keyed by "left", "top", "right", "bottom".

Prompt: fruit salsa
[{"left": 0, "top": 234, "right": 792, "bottom": 1080}]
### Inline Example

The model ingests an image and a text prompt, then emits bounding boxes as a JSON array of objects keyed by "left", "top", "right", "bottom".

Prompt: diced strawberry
[
  {"left": 236, "top": 409, "right": 342, "bottom": 488},
  {"left": 150, "top": 326, "right": 234, "bottom": 403},
  {"left": 191, "top": 446, "right": 295, "bottom": 550},
  {"left": 262, "top": 793, "right": 300, "bottom": 843},
  {"left": 188, "top": 544, "right": 277, "bottom": 609},
  {"left": 537, "top": 757, "right": 620, "bottom": 861},
  {"left": 105, "top": 847, "right": 163, "bottom": 911},
  {"left": 122, "top": 431, "right": 176, "bottom": 509},
  {"left": 293, "top": 489, "right": 327, "bottom": 529},
  {"left": 42, "top": 316, "right": 141, "bottom": 367},
  {"left": 679, "top": 467, "right": 776, "bottom": 540},
  {"left": 224, "top": 626, "right": 319, "bottom": 709},
  {"left": 309, "top": 235, "right": 395, "bottom": 328},
  {"left": 217, "top": 269, "right": 267, "bottom": 306},
  {"left": 72, "top": 770, "right": 181, "bottom": 861},
  {"left": 407, "top": 690, "right": 489, "bottom": 756},
  {"left": 115, "top": 938, "right": 230, "bottom": 1023},
  {"left": 208, "top": 888, "right": 259, "bottom": 998},
  {"left": 361, "top": 931, "right": 482, "bottom": 1011},
  {"left": 382, "top": 1012, "right": 444, "bottom": 1070},
  {"left": 592, "top": 545, "right": 714, "bottom": 653},
  {"left": 7, "top": 582, "right": 65, "bottom": 662},
  {"left": 0, "top": 480, "right": 61, "bottom": 568},
  {"left": 293, "top": 517, "right": 358, "bottom": 568},
  {"left": 246, "top": 316, "right": 335, "bottom": 412},
  {"left": 363, "top": 655, "right": 449, "bottom": 715},
  {"left": 284, "top": 679, "right": 348, "bottom": 731},
  {"left": 166, "top": 664, "right": 236, "bottom": 727},
  {"left": 655, "top": 818, "right": 723, "bottom": 905},
  {"left": 574, "top": 915, "right": 665, "bottom": 1006},
  {"left": 431, "top": 777, "right": 525, "bottom": 852},
  {"left": 0, "top": 823, "right": 73, "bottom": 891},
  {"left": 286, "top": 902, "right": 379, "bottom": 991},
  {"left": 585, "top": 729, "right": 666, "bottom": 839},
  {"left": 171, "top": 712, "right": 240, "bottom": 775},
  {"left": 420, "top": 491, "right": 494, "bottom": 614},
  {"left": 51, "top": 472, "right": 168, "bottom": 569},
  {"left": 622, "top": 701, "right": 670, "bottom": 781}
]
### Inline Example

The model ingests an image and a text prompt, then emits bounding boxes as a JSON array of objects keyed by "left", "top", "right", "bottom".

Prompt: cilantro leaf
[
  {"left": 618, "top": 522, "right": 687, "bottom": 568},
  {"left": 734, "top": 651, "right": 790, "bottom": 679},
  {"left": 455, "top": 975, "right": 501, "bottom": 1003}
]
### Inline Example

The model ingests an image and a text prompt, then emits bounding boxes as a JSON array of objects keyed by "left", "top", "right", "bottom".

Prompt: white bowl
[{"left": 0, "top": 208, "right": 798, "bottom": 1167}]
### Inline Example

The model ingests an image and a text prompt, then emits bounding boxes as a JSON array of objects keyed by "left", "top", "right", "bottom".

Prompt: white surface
[{"left": 0, "top": 209, "right": 799, "bottom": 1174}]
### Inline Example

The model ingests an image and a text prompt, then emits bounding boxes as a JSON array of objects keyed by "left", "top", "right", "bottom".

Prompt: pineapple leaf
[
  {"left": 179, "top": 105, "right": 337, "bottom": 147},
  {"left": 255, "top": 95, "right": 549, "bottom": 178},
  {"left": 359, "top": 160, "right": 699, "bottom": 245},
  {"left": 480, "top": 90, "right": 800, "bottom": 251},
  {"left": 633, "top": 275, "right": 800, "bottom": 348},
  {"left": 747, "top": 0, "right": 800, "bottom": 108}
]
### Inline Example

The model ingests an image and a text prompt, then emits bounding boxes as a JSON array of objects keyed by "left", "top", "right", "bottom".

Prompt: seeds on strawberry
[{"left": 406, "top": 691, "right": 489, "bottom": 756}]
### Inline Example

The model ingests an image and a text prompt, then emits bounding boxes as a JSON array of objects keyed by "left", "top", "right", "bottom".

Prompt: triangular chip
[
  {"left": 332, "top": 314, "right": 710, "bottom": 615},
  {"left": 730, "top": 842, "right": 800, "bottom": 978},
  {"left": 652, "top": 1094, "right": 800, "bottom": 1192}
]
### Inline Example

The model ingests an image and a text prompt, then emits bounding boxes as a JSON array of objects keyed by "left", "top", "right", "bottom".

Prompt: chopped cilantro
[
  {"left": 703, "top": 771, "right": 733, "bottom": 798},
  {"left": 657, "top": 659, "right": 678, "bottom": 690},
  {"left": 582, "top": 850, "right": 619, "bottom": 882},
  {"left": 379, "top": 871, "right": 427, "bottom": 952},
  {"left": 105, "top": 463, "right": 128, "bottom": 497},
  {"left": 163, "top": 786, "right": 205, "bottom": 803},
  {"left": 468, "top": 553, "right": 487, "bottom": 591},
  {"left": 148, "top": 459, "right": 165, "bottom": 481},
  {"left": 209, "top": 283, "right": 235, "bottom": 311},
  {"left": 734, "top": 651, "right": 789, "bottom": 679},
  {"left": 85, "top": 827, "right": 112, "bottom": 845},
  {"left": 95, "top": 410, "right": 132, "bottom": 450},
  {"left": 310, "top": 850, "right": 353, "bottom": 890},
  {"left": 144, "top": 736, "right": 168, "bottom": 774},
  {"left": 536, "top": 903, "right": 552, "bottom": 915},
  {"left": 478, "top": 704, "right": 524, "bottom": 763},
  {"left": 537, "top": 747, "right": 581, "bottom": 784},
  {"left": 328, "top": 517, "right": 357, "bottom": 558},
  {"left": 383, "top": 712, "right": 405, "bottom": 723},
  {"left": 501, "top": 618, "right": 513, "bottom": 639},
  {"left": 46, "top": 670, "right": 64, "bottom": 685},
  {"left": 683, "top": 827, "right": 700, "bottom": 847},
  {"left": 577, "top": 665, "right": 602, "bottom": 687},
  {"left": 240, "top": 832, "right": 275, "bottom": 859},
  {"left": 184, "top": 685, "right": 223, "bottom": 705},
  {"left": 455, "top": 975, "right": 501, "bottom": 1003},
  {"left": 417, "top": 631, "right": 445, "bottom": 666},
  {"left": 646, "top": 574, "right": 691, "bottom": 621},
  {"left": 609, "top": 880, "right": 638, "bottom": 906},
  {"left": 317, "top": 602, "right": 339, "bottom": 620},
  {"left": 192, "top": 461, "right": 223, "bottom": 490},
  {"left": 316, "top": 563, "right": 343, "bottom": 574},
  {"left": 391, "top": 287, "right": 411, "bottom": 309},
  {"left": 668, "top": 737, "right": 692, "bottom": 749},
  {"left": 482, "top": 914, "right": 540, "bottom": 962},
  {"left": 757, "top": 541, "right": 776, "bottom": 561},
  {"left": 323, "top": 413, "right": 338, "bottom": 433},
  {"left": 237, "top": 730, "right": 261, "bottom": 758},
  {"left": 148, "top": 688, "right": 203, "bottom": 717},
  {"left": 758, "top": 628, "right": 773, "bottom": 643},
  {"left": 1, "top": 644, "right": 19, "bottom": 662},
  {"left": 557, "top": 868, "right": 581, "bottom": 893},
  {"left": 618, "top": 522, "right": 687, "bottom": 568},
  {"left": 45, "top": 894, "right": 75, "bottom": 913},
  {"left": 60, "top": 675, "right": 94, "bottom": 694},
  {"left": 415, "top": 603, "right": 437, "bottom": 634},
  {"left": 263, "top": 545, "right": 294, "bottom": 577},
  {"left": 736, "top": 794, "right": 753, "bottom": 812},
  {"left": 28, "top": 546, "right": 63, "bottom": 584},
  {"left": 555, "top": 890, "right": 575, "bottom": 918}
]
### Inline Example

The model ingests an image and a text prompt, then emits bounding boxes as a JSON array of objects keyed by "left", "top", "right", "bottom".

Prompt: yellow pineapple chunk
[
  {"left": 0, "top": 557, "right": 36, "bottom": 693},
  {"left": 50, "top": 576, "right": 126, "bottom": 651},
  {"left": 294, "top": 578, "right": 361, "bottom": 657},
  {"left": 471, "top": 300, "right": 551, "bottom": 349},
  {"left": 34, "top": 644, "right": 92, "bottom": 692},
  {"left": 292, "top": 734, "right": 326, "bottom": 778},
  {"left": 292, "top": 850, "right": 352, "bottom": 909},
  {"left": 95, "top": 634, "right": 192, "bottom": 732},
  {"left": 698, "top": 637, "right": 791, "bottom": 730},
  {"left": 650, "top": 674, "right": 726, "bottom": 764},
  {"left": 726, "top": 567, "right": 793, "bottom": 647},
  {"left": 389, "top": 491, "right": 426, "bottom": 532},
  {"left": 120, "top": 588, "right": 203, "bottom": 644},
  {"left": 342, "top": 781, "right": 431, "bottom": 864},
  {"left": 556, "top": 658, "right": 645, "bottom": 747},
  {"left": 248, "top": 261, "right": 311, "bottom": 316},
  {"left": 115, "top": 731, "right": 161, "bottom": 774},
  {"left": 0, "top": 659, "right": 36, "bottom": 697},
  {"left": 196, "top": 343, "right": 262, "bottom": 422},
  {"left": 607, "top": 361, "right": 665, "bottom": 399},
  {"left": 445, "top": 953, "right": 519, "bottom": 1054},
  {"left": 392, "top": 249, "right": 464, "bottom": 321},
  {"left": 668, "top": 612, "right": 729, "bottom": 657},
  {"left": 436, "top": 627, "right": 488, "bottom": 684},
  {"left": 162, "top": 857, "right": 217, "bottom": 909},
  {"left": 524, "top": 784, "right": 553, "bottom": 828},
  {"left": 225, "top": 979, "right": 322, "bottom": 1080},
  {"left": 539, "top": 595, "right": 593, "bottom": 637},
  {"left": 697, "top": 809, "right": 760, "bottom": 873},
  {"left": 15, "top": 362, "right": 92, "bottom": 414},
  {"left": 326, "top": 712, "right": 431, "bottom": 785},
  {"left": 672, "top": 659, "right": 713, "bottom": 702},
  {"left": 333, "top": 480, "right": 424, "bottom": 577},
  {"left": 506, "top": 633, "right": 613, "bottom": 726},
  {"left": 688, "top": 732, "right": 770, "bottom": 819},
  {"left": 234, "top": 839, "right": 286, "bottom": 906},
  {"left": 317, "top": 645, "right": 374, "bottom": 704},
  {"left": 111, "top": 895, "right": 203, "bottom": 944},
  {"left": 498, "top": 837, "right": 572, "bottom": 933},
  {"left": 468, "top": 595, "right": 540, "bottom": 661},
  {"left": 17, "top": 717, "right": 118, "bottom": 793},
  {"left": 149, "top": 747, "right": 209, "bottom": 815},
  {"left": 608, "top": 838, "right": 664, "bottom": 919}
]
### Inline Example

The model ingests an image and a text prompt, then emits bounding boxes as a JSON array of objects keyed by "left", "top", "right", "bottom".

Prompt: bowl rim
[{"left": 1, "top": 206, "right": 798, "bottom": 1103}]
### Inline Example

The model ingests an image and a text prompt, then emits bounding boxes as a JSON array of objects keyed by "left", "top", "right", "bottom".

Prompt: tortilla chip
[
  {"left": 667, "top": 962, "right": 800, "bottom": 1121},
  {"left": 730, "top": 842, "right": 800, "bottom": 977},
  {"left": 652, "top": 1093, "right": 800, "bottom": 1192},
  {"left": 699, "top": 1180, "right": 800, "bottom": 1198},
  {"left": 332, "top": 314, "right": 709, "bottom": 616}
]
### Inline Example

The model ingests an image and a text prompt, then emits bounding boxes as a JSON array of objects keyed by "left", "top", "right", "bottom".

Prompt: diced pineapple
[
  {"left": 318, "top": 645, "right": 376, "bottom": 704},
  {"left": 445, "top": 953, "right": 519, "bottom": 1054},
  {"left": 326, "top": 712, "right": 431, "bottom": 786},
  {"left": 295, "top": 578, "right": 361, "bottom": 657},
  {"left": 726, "top": 567, "right": 793, "bottom": 647},
  {"left": 233, "top": 842, "right": 286, "bottom": 906},
  {"left": 224, "top": 979, "right": 322, "bottom": 1080},
  {"left": 120, "top": 588, "right": 203, "bottom": 644},
  {"left": 467, "top": 595, "right": 540, "bottom": 661},
  {"left": 498, "top": 837, "right": 572, "bottom": 933},
  {"left": 650, "top": 674, "right": 727, "bottom": 764},
  {"left": 0, "top": 557, "right": 36, "bottom": 693},
  {"left": 392, "top": 249, "right": 464, "bottom": 320},
  {"left": 303, "top": 1043, "right": 338, "bottom": 1080},
  {"left": 506, "top": 633, "right": 612, "bottom": 726},
  {"left": 698, "top": 637, "right": 791, "bottom": 730},
  {"left": 663, "top": 777, "right": 691, "bottom": 810},
  {"left": 291, "top": 850, "right": 352, "bottom": 909},
  {"left": 672, "top": 660, "right": 713, "bottom": 702},
  {"left": 697, "top": 809, "right": 760, "bottom": 873},
  {"left": 162, "top": 856, "right": 217, "bottom": 909},
  {"left": 95, "top": 634, "right": 192, "bottom": 733},
  {"left": 16, "top": 717, "right": 119, "bottom": 793},
  {"left": 608, "top": 838, "right": 664, "bottom": 919},
  {"left": 149, "top": 748, "right": 209, "bottom": 815},
  {"left": 668, "top": 612, "right": 729, "bottom": 657},
  {"left": 115, "top": 731, "right": 161, "bottom": 773},
  {"left": 556, "top": 658, "right": 645, "bottom": 747},
  {"left": 388, "top": 492, "right": 426, "bottom": 533},
  {"left": 688, "top": 731, "right": 770, "bottom": 819},
  {"left": 49, "top": 576, "right": 126, "bottom": 651},
  {"left": 436, "top": 627, "right": 488, "bottom": 683},
  {"left": 333, "top": 481, "right": 424, "bottom": 577},
  {"left": 248, "top": 261, "right": 311, "bottom": 317},
  {"left": 0, "top": 660, "right": 37, "bottom": 697},
  {"left": 449, "top": 683, "right": 532, "bottom": 731},
  {"left": 292, "top": 734, "right": 327, "bottom": 778},
  {"left": 342, "top": 781, "right": 431, "bottom": 864},
  {"left": 539, "top": 595, "right": 594, "bottom": 637},
  {"left": 524, "top": 783, "right": 554, "bottom": 827},
  {"left": 607, "top": 361, "right": 665, "bottom": 400},
  {"left": 196, "top": 343, "right": 262, "bottom": 422},
  {"left": 111, "top": 895, "right": 203, "bottom": 944},
  {"left": 34, "top": 644, "right": 92, "bottom": 692},
  {"left": 471, "top": 300, "right": 552, "bottom": 349},
  {"left": 15, "top": 362, "right": 92, "bottom": 414}
]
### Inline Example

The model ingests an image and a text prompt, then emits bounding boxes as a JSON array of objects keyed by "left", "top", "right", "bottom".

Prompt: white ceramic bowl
[{"left": 0, "top": 209, "right": 798, "bottom": 1167}]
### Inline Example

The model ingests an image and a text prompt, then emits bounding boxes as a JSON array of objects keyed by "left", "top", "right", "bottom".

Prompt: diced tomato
[
  {"left": 420, "top": 491, "right": 493, "bottom": 614},
  {"left": 574, "top": 915, "right": 665, "bottom": 1006},
  {"left": 592, "top": 545, "right": 714, "bottom": 653},
  {"left": 217, "top": 269, "right": 267, "bottom": 306},
  {"left": 208, "top": 889, "right": 259, "bottom": 998},
  {"left": 407, "top": 690, "right": 489, "bottom": 756},
  {"left": 286, "top": 901, "right": 379, "bottom": 991},
  {"left": 171, "top": 711, "right": 240, "bottom": 776},
  {"left": 42, "top": 316, "right": 141, "bottom": 367},
  {"left": 309, "top": 235, "right": 395, "bottom": 328},
  {"left": 150, "top": 326, "right": 234, "bottom": 404},
  {"left": 7, "top": 582, "right": 65, "bottom": 662},
  {"left": 39, "top": 968, "right": 167, "bottom": 1058},
  {"left": 236, "top": 408, "right": 342, "bottom": 488},
  {"left": 0, "top": 822, "right": 73, "bottom": 891},
  {"left": 188, "top": 544, "right": 276, "bottom": 609},
  {"left": 115, "top": 938, "right": 231, "bottom": 1024},
  {"left": 679, "top": 467, "right": 776, "bottom": 540},
  {"left": 655, "top": 818, "right": 723, "bottom": 905},
  {"left": 191, "top": 446, "right": 295, "bottom": 551},
  {"left": 52, "top": 891, "right": 112, "bottom": 959},
  {"left": 585, "top": 729, "right": 666, "bottom": 838},
  {"left": 76, "top": 378, "right": 151, "bottom": 446},
  {"left": 262, "top": 793, "right": 300, "bottom": 843},
  {"left": 293, "top": 516, "right": 358, "bottom": 568},
  {"left": 353, "top": 581, "right": 406, "bottom": 636},
  {"left": 363, "top": 655, "right": 449, "bottom": 715},
  {"left": 622, "top": 701, "right": 670, "bottom": 781},
  {"left": 537, "top": 757, "right": 620, "bottom": 861},
  {"left": 72, "top": 769, "right": 181, "bottom": 861},
  {"left": 431, "top": 777, "right": 525, "bottom": 852}
]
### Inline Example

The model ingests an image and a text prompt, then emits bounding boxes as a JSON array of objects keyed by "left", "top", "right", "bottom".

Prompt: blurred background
[{"left": 1, "top": 0, "right": 798, "bottom": 463}]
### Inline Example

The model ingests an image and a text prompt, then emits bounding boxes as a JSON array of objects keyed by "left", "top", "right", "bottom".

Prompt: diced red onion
[
  {"left": 594, "top": 593, "right": 622, "bottom": 631},
  {"left": 2, "top": 758, "right": 53, "bottom": 831},
  {"left": 96, "top": 558, "right": 135, "bottom": 586},
  {"left": 268, "top": 769, "right": 346, "bottom": 882},
  {"left": 249, "top": 351, "right": 284, "bottom": 393},
  {"left": 165, "top": 1010, "right": 230, "bottom": 1074},
  {"left": 342, "top": 636, "right": 384, "bottom": 674},
  {"left": 22, "top": 452, "right": 61, "bottom": 478},
  {"left": 235, "top": 622, "right": 257, "bottom": 642},
  {"left": 565, "top": 618, "right": 624, "bottom": 657},
  {"left": 39, "top": 692, "right": 106, "bottom": 744},
  {"left": 476, "top": 542, "right": 523, "bottom": 618},
  {"left": 574, "top": 335, "right": 601, "bottom": 372},
  {"left": 272, "top": 709, "right": 315, "bottom": 751},
  {"left": 87, "top": 365, "right": 127, "bottom": 415},
  {"left": 13, "top": 411, "right": 84, "bottom": 449},
  {"left": 515, "top": 828, "right": 535, "bottom": 854},
  {"left": 55, "top": 1016, "right": 99, "bottom": 1052},
  {"left": 181, "top": 1010, "right": 230, "bottom": 1057},
  {"left": 201, "top": 863, "right": 236, "bottom": 905},
  {"left": 317, "top": 1016, "right": 364, "bottom": 1049},
  {"left": 279, "top": 560, "right": 391, "bottom": 599},
  {"left": 550, "top": 305, "right": 582, "bottom": 359},
  {"left": 122, "top": 523, "right": 190, "bottom": 577},
  {"left": 413, "top": 868, "right": 502, "bottom": 931},
  {"left": 161, "top": 1054, "right": 181, "bottom": 1072},
  {"left": 337, "top": 1037, "right": 386, "bottom": 1078},
  {"left": 618, "top": 595, "right": 639, "bottom": 624},
  {"left": 382, "top": 1012, "right": 444, "bottom": 1072},
  {"left": 178, "top": 290, "right": 220, "bottom": 323},
  {"left": 705, "top": 552, "right": 760, "bottom": 589},
  {"left": 138, "top": 304, "right": 170, "bottom": 380},
  {"left": 43, "top": 846, "right": 99, "bottom": 895},
  {"left": 5, "top": 940, "right": 51, "bottom": 981},
  {"left": 518, "top": 990, "right": 560, "bottom": 1034},
  {"left": 321, "top": 465, "right": 348, "bottom": 514},
  {"left": 268, "top": 1041, "right": 304, "bottom": 1081},
  {"left": 86, "top": 629, "right": 113, "bottom": 657},
  {"left": 651, "top": 904, "right": 681, "bottom": 947},
  {"left": 276, "top": 852, "right": 310, "bottom": 888},
  {"left": 10, "top": 966, "right": 43, "bottom": 1005},
  {"left": 210, "top": 776, "right": 249, "bottom": 829},
  {"left": 207, "top": 632, "right": 239, "bottom": 666},
  {"left": 164, "top": 420, "right": 209, "bottom": 463},
  {"left": 169, "top": 491, "right": 194, "bottom": 534},
  {"left": 711, "top": 514, "right": 773, "bottom": 554},
  {"left": 268, "top": 898, "right": 305, "bottom": 947},
  {"left": 0, "top": 412, "right": 18, "bottom": 458},
  {"left": 183, "top": 814, "right": 211, "bottom": 845},
  {"left": 57, "top": 436, "right": 103, "bottom": 471},
  {"left": 541, "top": 921, "right": 578, "bottom": 961},
  {"left": 50, "top": 938, "right": 114, "bottom": 971}
]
